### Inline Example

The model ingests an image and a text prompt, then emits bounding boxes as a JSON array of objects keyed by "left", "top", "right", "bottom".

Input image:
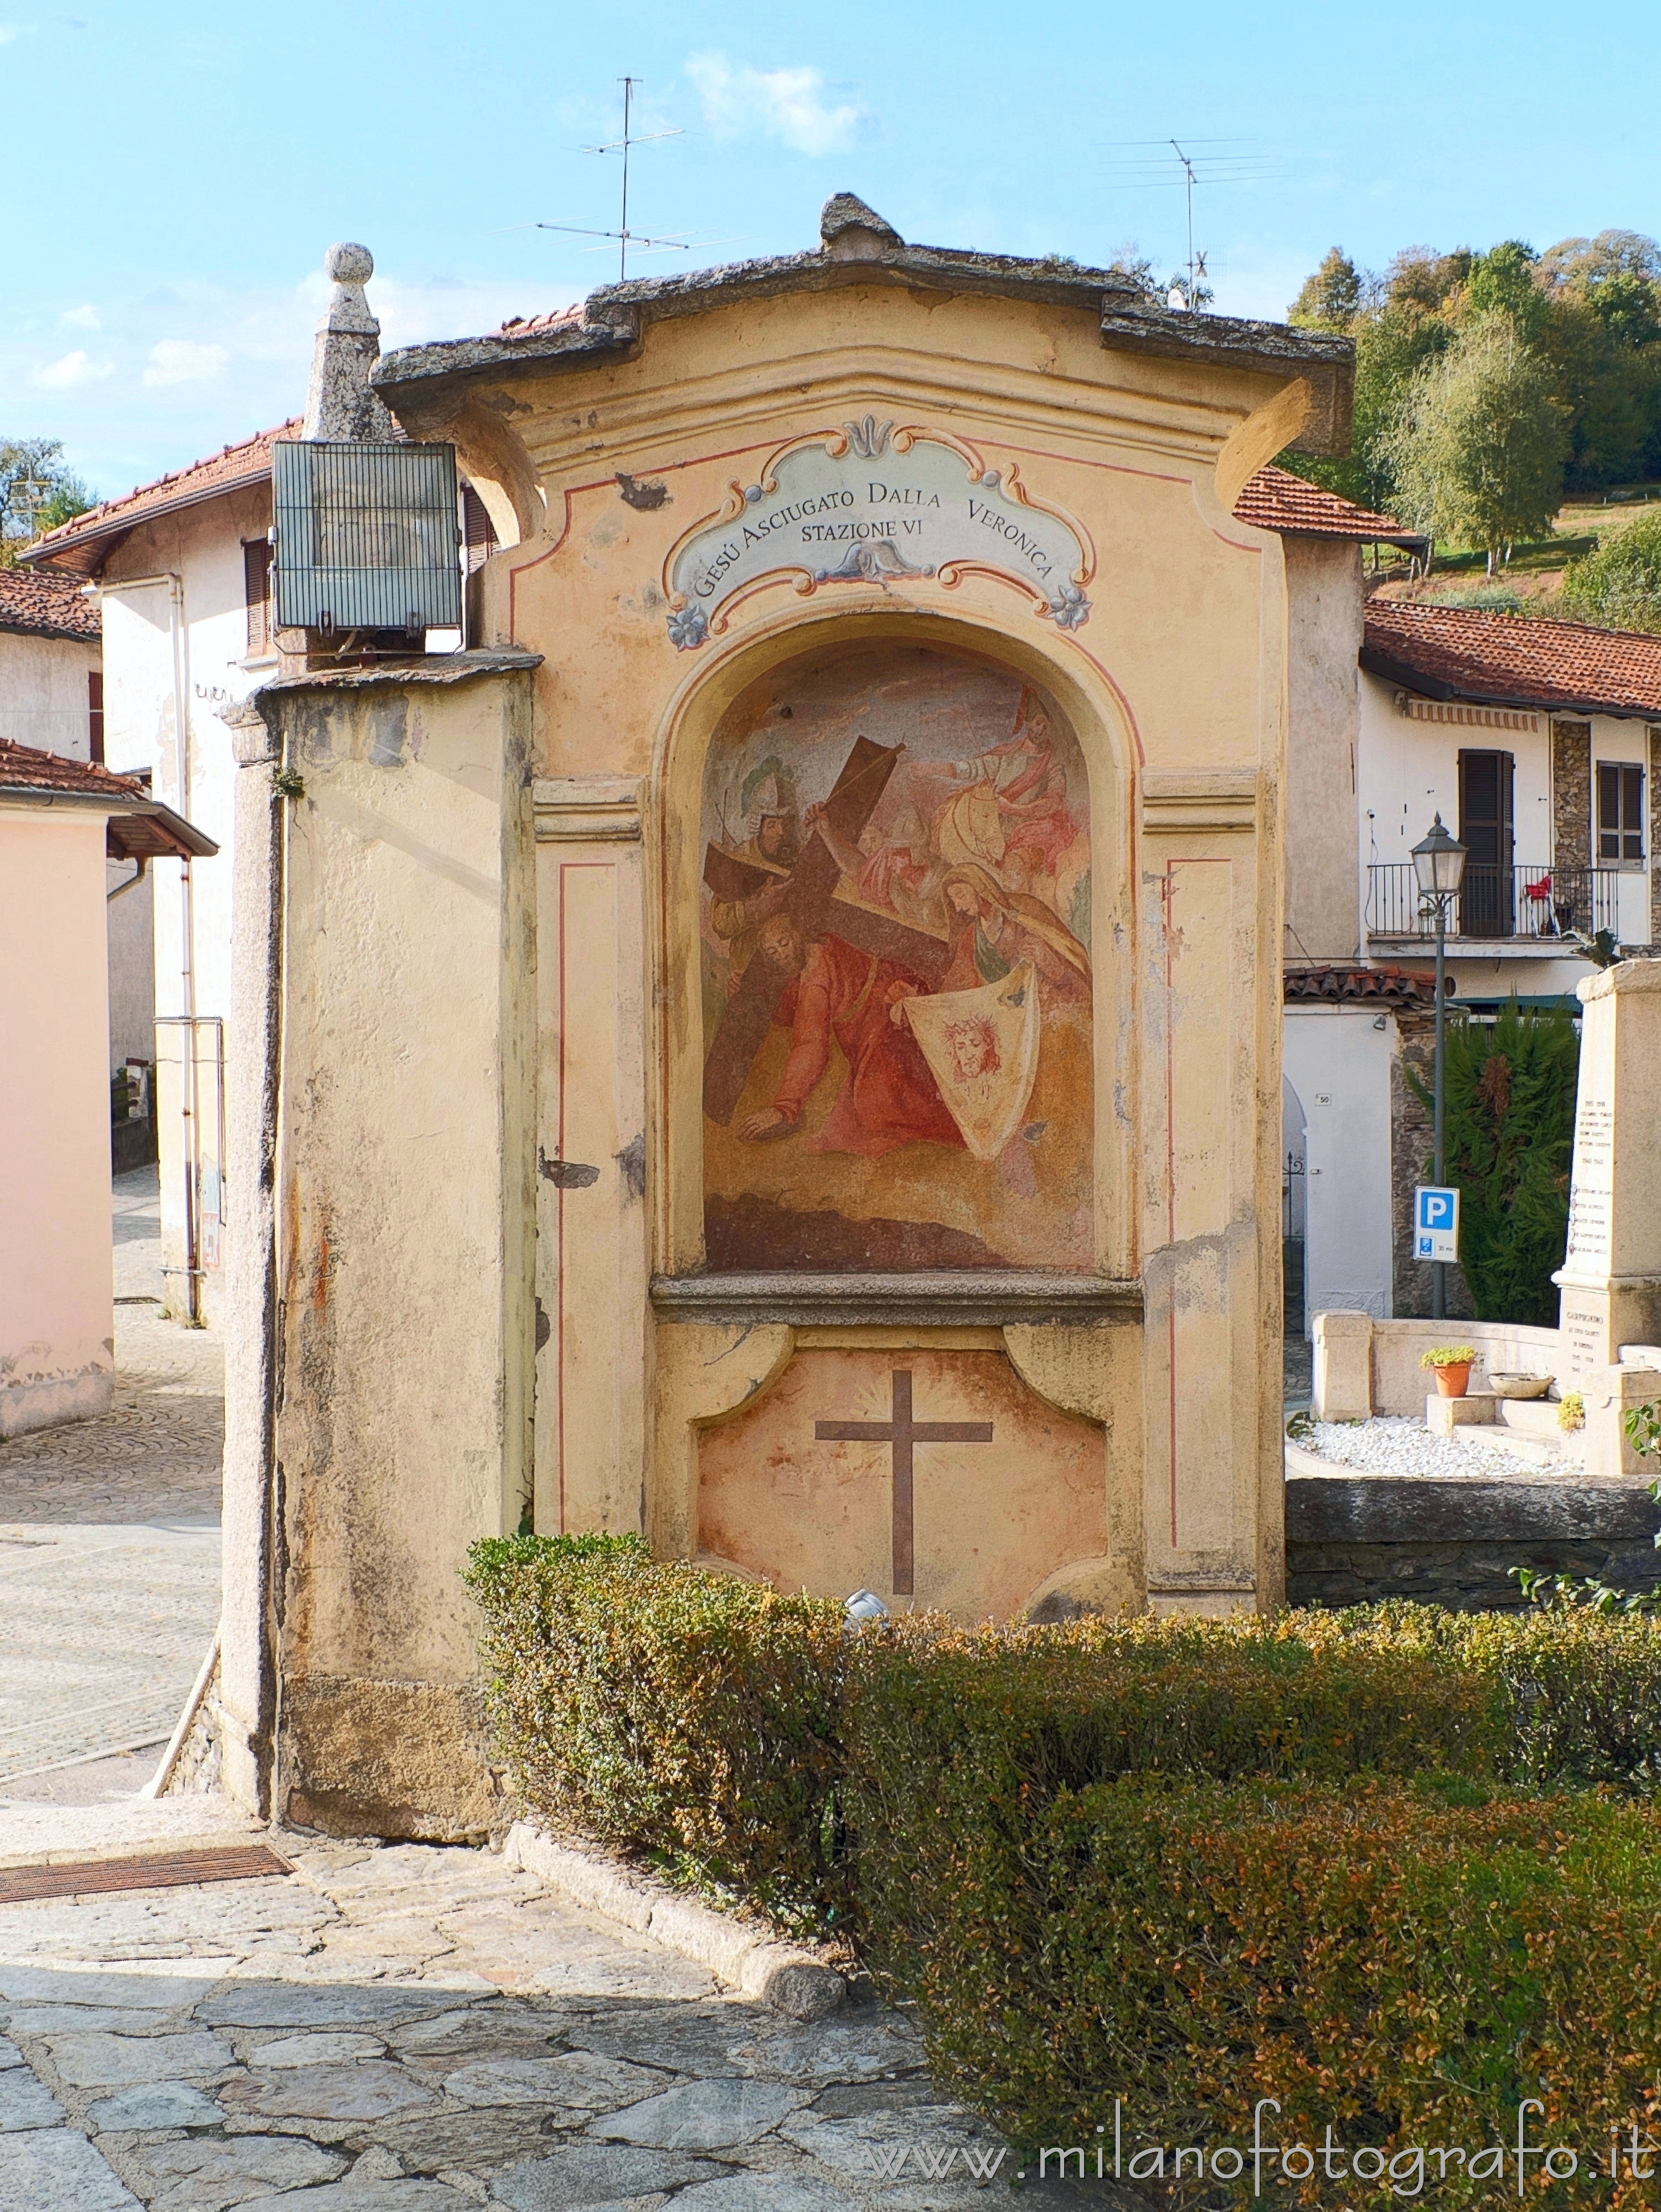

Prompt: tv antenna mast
[
  {"left": 1169, "top": 140, "right": 1208, "bottom": 306},
  {"left": 538, "top": 76, "right": 687, "bottom": 283}
]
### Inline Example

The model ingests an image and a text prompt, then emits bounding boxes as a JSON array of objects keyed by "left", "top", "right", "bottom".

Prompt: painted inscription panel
[
  {"left": 696, "top": 1348, "right": 1108, "bottom": 1620},
  {"left": 664, "top": 419, "right": 1092, "bottom": 648},
  {"left": 700, "top": 643, "right": 1094, "bottom": 1272}
]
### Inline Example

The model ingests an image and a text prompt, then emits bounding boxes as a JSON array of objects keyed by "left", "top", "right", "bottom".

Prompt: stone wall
[
  {"left": 1389, "top": 1009, "right": 1474, "bottom": 1319},
  {"left": 1287, "top": 1471, "right": 1661, "bottom": 1610},
  {"left": 1552, "top": 719, "right": 1592, "bottom": 868}
]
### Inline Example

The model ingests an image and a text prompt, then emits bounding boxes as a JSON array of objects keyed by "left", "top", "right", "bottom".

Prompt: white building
[
  {"left": 23, "top": 424, "right": 294, "bottom": 1320},
  {"left": 22, "top": 247, "right": 499, "bottom": 1324},
  {"left": 0, "top": 565, "right": 168, "bottom": 1162},
  {"left": 1359, "top": 600, "right": 1657, "bottom": 992},
  {"left": 1278, "top": 588, "right": 1660, "bottom": 1331}
]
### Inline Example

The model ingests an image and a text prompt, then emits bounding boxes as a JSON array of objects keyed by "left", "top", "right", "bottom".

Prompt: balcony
[{"left": 1366, "top": 862, "right": 1621, "bottom": 945}]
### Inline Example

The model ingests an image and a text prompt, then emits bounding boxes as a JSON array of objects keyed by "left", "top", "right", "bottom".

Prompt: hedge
[
  {"left": 466, "top": 1533, "right": 845, "bottom": 1926},
  {"left": 905, "top": 1777, "right": 1661, "bottom": 2208},
  {"left": 466, "top": 1538, "right": 1661, "bottom": 2184}
]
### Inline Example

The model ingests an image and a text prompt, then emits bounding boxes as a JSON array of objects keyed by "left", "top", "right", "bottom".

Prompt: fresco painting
[{"left": 700, "top": 643, "right": 1093, "bottom": 1271}]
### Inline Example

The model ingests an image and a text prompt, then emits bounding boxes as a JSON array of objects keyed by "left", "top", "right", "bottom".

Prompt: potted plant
[{"left": 1422, "top": 1345, "right": 1478, "bottom": 1398}]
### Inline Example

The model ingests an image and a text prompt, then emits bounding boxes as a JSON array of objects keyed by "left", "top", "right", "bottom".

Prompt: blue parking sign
[{"left": 1415, "top": 1185, "right": 1459, "bottom": 1262}]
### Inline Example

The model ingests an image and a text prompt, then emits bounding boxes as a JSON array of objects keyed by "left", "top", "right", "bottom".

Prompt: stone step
[
  {"left": 1474, "top": 1423, "right": 1565, "bottom": 1467},
  {"left": 1497, "top": 1397, "right": 1565, "bottom": 1440}
]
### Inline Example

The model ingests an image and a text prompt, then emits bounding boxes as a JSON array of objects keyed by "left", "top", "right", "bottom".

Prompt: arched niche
[{"left": 652, "top": 607, "right": 1133, "bottom": 1280}]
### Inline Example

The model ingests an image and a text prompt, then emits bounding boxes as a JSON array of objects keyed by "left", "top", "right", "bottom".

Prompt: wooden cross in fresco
[
  {"left": 814, "top": 1369, "right": 993, "bottom": 1596},
  {"left": 701, "top": 736, "right": 952, "bottom": 1124}
]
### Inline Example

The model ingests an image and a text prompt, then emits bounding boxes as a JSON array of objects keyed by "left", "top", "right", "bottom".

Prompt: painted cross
[{"left": 814, "top": 1369, "right": 993, "bottom": 1596}]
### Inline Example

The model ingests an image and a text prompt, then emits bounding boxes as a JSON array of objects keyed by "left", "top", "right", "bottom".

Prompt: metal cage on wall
[{"left": 272, "top": 441, "right": 462, "bottom": 633}]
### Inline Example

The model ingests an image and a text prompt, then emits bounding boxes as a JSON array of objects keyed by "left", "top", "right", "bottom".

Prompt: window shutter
[
  {"left": 462, "top": 485, "right": 499, "bottom": 576},
  {"left": 87, "top": 669, "right": 104, "bottom": 764},
  {"left": 244, "top": 538, "right": 273, "bottom": 655}
]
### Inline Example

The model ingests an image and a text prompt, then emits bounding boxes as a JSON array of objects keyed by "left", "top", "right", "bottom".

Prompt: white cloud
[
  {"left": 0, "top": 27, "right": 19, "bottom": 44},
  {"left": 59, "top": 302, "right": 99, "bottom": 330},
  {"left": 142, "top": 338, "right": 229, "bottom": 387},
  {"left": 33, "top": 348, "right": 110, "bottom": 389},
  {"left": 686, "top": 53, "right": 865, "bottom": 156}
]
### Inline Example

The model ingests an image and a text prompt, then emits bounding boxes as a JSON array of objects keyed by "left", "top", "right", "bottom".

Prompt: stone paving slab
[
  {"left": 0, "top": 1525, "right": 221, "bottom": 1786},
  {"left": 0, "top": 1826, "right": 1019, "bottom": 2211}
]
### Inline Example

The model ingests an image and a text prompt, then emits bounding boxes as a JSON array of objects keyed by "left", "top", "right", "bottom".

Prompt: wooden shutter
[
  {"left": 244, "top": 539, "right": 273, "bottom": 655},
  {"left": 462, "top": 485, "right": 499, "bottom": 576},
  {"left": 87, "top": 669, "right": 104, "bottom": 764}
]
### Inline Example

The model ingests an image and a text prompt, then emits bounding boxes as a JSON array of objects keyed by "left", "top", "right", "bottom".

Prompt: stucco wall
[
  {"left": 99, "top": 481, "right": 272, "bottom": 1318},
  {"left": 106, "top": 865, "right": 156, "bottom": 1071},
  {"left": 448, "top": 284, "right": 1294, "bottom": 1625},
  {"left": 1282, "top": 538, "right": 1364, "bottom": 965},
  {"left": 0, "top": 807, "right": 114, "bottom": 1437},
  {"left": 258, "top": 665, "right": 537, "bottom": 1839},
  {"left": 1283, "top": 1006, "right": 1395, "bottom": 1325},
  {"left": 0, "top": 626, "right": 99, "bottom": 759}
]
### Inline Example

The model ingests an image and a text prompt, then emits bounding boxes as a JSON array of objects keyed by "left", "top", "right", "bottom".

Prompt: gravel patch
[{"left": 1299, "top": 1416, "right": 1536, "bottom": 1478}]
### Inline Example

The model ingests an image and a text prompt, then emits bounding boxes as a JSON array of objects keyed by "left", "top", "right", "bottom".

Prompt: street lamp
[{"left": 1412, "top": 814, "right": 1468, "bottom": 1319}]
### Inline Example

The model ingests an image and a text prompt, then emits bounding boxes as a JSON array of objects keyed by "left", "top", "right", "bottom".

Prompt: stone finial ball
[{"left": 326, "top": 241, "right": 374, "bottom": 285}]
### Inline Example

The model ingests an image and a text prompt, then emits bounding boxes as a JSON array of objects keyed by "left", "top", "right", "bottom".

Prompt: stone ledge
[
  {"left": 502, "top": 1822, "right": 846, "bottom": 2021},
  {"left": 1286, "top": 1466, "right": 1661, "bottom": 1544},
  {"left": 651, "top": 1271, "right": 1142, "bottom": 1328}
]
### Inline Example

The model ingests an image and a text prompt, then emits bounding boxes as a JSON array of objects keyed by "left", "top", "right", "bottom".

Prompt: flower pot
[{"left": 1433, "top": 1363, "right": 1472, "bottom": 1398}]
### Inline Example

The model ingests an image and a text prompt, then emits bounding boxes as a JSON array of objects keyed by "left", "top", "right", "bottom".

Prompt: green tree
[
  {"left": 1288, "top": 247, "right": 1363, "bottom": 332},
  {"left": 1385, "top": 244, "right": 1473, "bottom": 314},
  {"left": 1380, "top": 315, "right": 1569, "bottom": 568},
  {"left": 1462, "top": 239, "right": 1550, "bottom": 343},
  {"left": 1561, "top": 508, "right": 1661, "bottom": 632},
  {"left": 1409, "top": 1003, "right": 1580, "bottom": 1327},
  {"left": 0, "top": 437, "right": 91, "bottom": 564}
]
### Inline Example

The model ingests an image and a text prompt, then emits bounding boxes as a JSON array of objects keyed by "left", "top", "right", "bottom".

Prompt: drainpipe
[{"left": 84, "top": 572, "right": 202, "bottom": 1323}]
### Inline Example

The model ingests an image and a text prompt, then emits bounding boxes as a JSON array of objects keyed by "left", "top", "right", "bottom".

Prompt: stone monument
[
  {"left": 218, "top": 201, "right": 1354, "bottom": 1835},
  {"left": 1557, "top": 960, "right": 1661, "bottom": 1477}
]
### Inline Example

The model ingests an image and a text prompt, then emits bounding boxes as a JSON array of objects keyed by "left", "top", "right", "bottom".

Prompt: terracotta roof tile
[
  {"left": 1235, "top": 465, "right": 1421, "bottom": 544},
  {"left": 0, "top": 736, "right": 146, "bottom": 800},
  {"left": 22, "top": 420, "right": 299, "bottom": 577},
  {"left": 1363, "top": 599, "right": 1661, "bottom": 720},
  {"left": 1284, "top": 963, "right": 1440, "bottom": 1009},
  {"left": 0, "top": 565, "right": 101, "bottom": 641},
  {"left": 495, "top": 303, "right": 585, "bottom": 338}
]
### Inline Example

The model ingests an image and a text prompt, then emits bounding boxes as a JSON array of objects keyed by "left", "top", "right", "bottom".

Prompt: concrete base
[
  {"left": 277, "top": 1675, "right": 498, "bottom": 1843},
  {"left": 0, "top": 1369, "right": 113, "bottom": 1440}
]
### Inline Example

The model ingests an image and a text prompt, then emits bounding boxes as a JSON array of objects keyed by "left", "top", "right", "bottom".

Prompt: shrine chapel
[{"left": 219, "top": 197, "right": 1353, "bottom": 1837}]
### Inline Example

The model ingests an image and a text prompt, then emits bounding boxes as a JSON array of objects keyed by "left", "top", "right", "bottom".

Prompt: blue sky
[{"left": 7, "top": 0, "right": 1660, "bottom": 500}]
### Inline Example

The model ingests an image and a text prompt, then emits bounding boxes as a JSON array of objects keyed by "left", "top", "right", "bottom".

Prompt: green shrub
[
  {"left": 467, "top": 1550, "right": 1661, "bottom": 2178},
  {"left": 1407, "top": 1002, "right": 1579, "bottom": 1326},
  {"left": 1562, "top": 506, "right": 1661, "bottom": 632},
  {"left": 902, "top": 1776, "right": 1661, "bottom": 2204},
  {"left": 464, "top": 1534, "right": 846, "bottom": 1926}
]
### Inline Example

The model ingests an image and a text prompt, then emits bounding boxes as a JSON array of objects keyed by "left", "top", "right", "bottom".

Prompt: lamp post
[{"left": 1411, "top": 814, "right": 1468, "bottom": 1320}]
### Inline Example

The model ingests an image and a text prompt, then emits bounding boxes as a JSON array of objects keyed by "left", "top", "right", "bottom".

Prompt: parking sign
[{"left": 1415, "top": 1185, "right": 1459, "bottom": 1262}]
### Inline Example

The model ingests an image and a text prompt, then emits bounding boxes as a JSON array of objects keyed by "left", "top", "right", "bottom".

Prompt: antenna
[
  {"left": 538, "top": 76, "right": 688, "bottom": 283},
  {"left": 1170, "top": 140, "right": 1198, "bottom": 306}
]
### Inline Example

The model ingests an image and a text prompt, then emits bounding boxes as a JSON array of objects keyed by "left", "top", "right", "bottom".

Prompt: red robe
[{"left": 770, "top": 934, "right": 963, "bottom": 1158}]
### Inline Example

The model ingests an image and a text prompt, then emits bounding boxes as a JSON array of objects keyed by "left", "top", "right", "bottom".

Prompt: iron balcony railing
[{"left": 1366, "top": 862, "right": 1621, "bottom": 942}]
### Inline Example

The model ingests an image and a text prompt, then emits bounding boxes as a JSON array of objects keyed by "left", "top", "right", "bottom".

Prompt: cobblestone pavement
[
  {"left": 0, "top": 1169, "right": 221, "bottom": 1797},
  {"left": 0, "top": 1833, "right": 1020, "bottom": 2212}
]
